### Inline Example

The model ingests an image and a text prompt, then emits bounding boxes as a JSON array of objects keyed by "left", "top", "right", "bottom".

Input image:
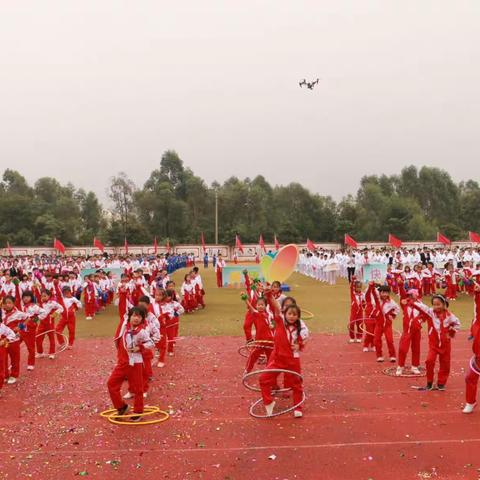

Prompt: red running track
[{"left": 0, "top": 332, "right": 479, "bottom": 479}]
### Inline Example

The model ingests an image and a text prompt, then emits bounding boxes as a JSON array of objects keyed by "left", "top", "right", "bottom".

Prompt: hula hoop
[
  {"left": 301, "top": 309, "right": 314, "bottom": 320},
  {"left": 35, "top": 329, "right": 68, "bottom": 354},
  {"left": 357, "top": 318, "right": 402, "bottom": 339},
  {"left": 100, "top": 406, "right": 170, "bottom": 425},
  {"left": 249, "top": 392, "right": 306, "bottom": 419},
  {"left": 470, "top": 356, "right": 480, "bottom": 376},
  {"left": 242, "top": 368, "right": 302, "bottom": 394},
  {"left": 167, "top": 336, "right": 186, "bottom": 343},
  {"left": 382, "top": 366, "right": 426, "bottom": 378},
  {"left": 238, "top": 340, "right": 274, "bottom": 358},
  {"left": 166, "top": 322, "right": 179, "bottom": 329}
]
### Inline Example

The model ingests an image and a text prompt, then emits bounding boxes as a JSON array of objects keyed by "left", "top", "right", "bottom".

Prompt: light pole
[{"left": 215, "top": 189, "right": 219, "bottom": 244}]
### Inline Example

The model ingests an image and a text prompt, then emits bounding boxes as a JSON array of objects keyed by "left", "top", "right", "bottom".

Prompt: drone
[{"left": 299, "top": 78, "right": 320, "bottom": 90}]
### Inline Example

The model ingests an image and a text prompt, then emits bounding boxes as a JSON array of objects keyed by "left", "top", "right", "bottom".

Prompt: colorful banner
[
  {"left": 362, "top": 263, "right": 388, "bottom": 283},
  {"left": 221, "top": 266, "right": 264, "bottom": 288}
]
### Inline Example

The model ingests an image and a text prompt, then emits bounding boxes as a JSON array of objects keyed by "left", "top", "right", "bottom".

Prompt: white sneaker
[
  {"left": 376, "top": 357, "right": 384, "bottom": 362},
  {"left": 355, "top": 339, "right": 362, "bottom": 343},
  {"left": 348, "top": 339, "right": 355, "bottom": 344},
  {"left": 395, "top": 367, "right": 403, "bottom": 376},
  {"left": 35, "top": 353, "right": 46, "bottom": 359},
  {"left": 143, "top": 392, "right": 148, "bottom": 399},
  {"left": 265, "top": 401, "right": 276, "bottom": 417},
  {"left": 389, "top": 357, "right": 396, "bottom": 363},
  {"left": 48, "top": 354, "right": 55, "bottom": 360},
  {"left": 7, "top": 377, "right": 17, "bottom": 385},
  {"left": 411, "top": 366, "right": 421, "bottom": 375},
  {"left": 362, "top": 347, "right": 369, "bottom": 353},
  {"left": 463, "top": 403, "right": 476, "bottom": 414},
  {"left": 85, "top": 316, "right": 92, "bottom": 321},
  {"left": 168, "top": 352, "right": 174, "bottom": 357},
  {"left": 293, "top": 410, "right": 303, "bottom": 418},
  {"left": 157, "top": 362, "right": 165, "bottom": 368},
  {"left": 27, "top": 365, "right": 34, "bottom": 371},
  {"left": 123, "top": 391, "right": 134, "bottom": 399}
]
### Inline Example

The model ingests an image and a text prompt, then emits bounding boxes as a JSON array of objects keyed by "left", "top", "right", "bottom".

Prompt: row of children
[
  {"left": 240, "top": 270, "right": 310, "bottom": 418},
  {"left": 349, "top": 272, "right": 480, "bottom": 413},
  {"left": 106, "top": 267, "right": 206, "bottom": 419}
]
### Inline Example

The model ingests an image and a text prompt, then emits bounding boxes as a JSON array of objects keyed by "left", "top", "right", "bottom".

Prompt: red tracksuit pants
[
  {"left": 107, "top": 361, "right": 144, "bottom": 413},
  {"left": 85, "top": 301, "right": 96, "bottom": 318},
  {"left": 425, "top": 342, "right": 451, "bottom": 385},
  {"left": 20, "top": 328, "right": 37, "bottom": 367},
  {"left": 398, "top": 329, "right": 421, "bottom": 367},
  {"left": 216, "top": 270, "right": 223, "bottom": 288},
  {"left": 259, "top": 356, "right": 303, "bottom": 410},
  {"left": 157, "top": 326, "right": 167, "bottom": 363},
  {"left": 5, "top": 339, "right": 21, "bottom": 378},
  {"left": 445, "top": 284, "right": 457, "bottom": 300},
  {"left": 374, "top": 320, "right": 396, "bottom": 358},
  {"left": 349, "top": 315, "right": 363, "bottom": 340},
  {"left": 142, "top": 350, "right": 153, "bottom": 392},
  {"left": 466, "top": 364, "right": 480, "bottom": 404},
  {"left": 36, "top": 319, "right": 56, "bottom": 354},
  {"left": 56, "top": 313, "right": 76, "bottom": 346},
  {"left": 245, "top": 346, "right": 272, "bottom": 373}
]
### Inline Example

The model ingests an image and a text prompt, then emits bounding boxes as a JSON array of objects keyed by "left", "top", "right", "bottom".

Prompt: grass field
[{"left": 76, "top": 265, "right": 476, "bottom": 339}]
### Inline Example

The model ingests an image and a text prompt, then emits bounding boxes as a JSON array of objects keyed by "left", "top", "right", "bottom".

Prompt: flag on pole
[
  {"left": 437, "top": 232, "right": 451, "bottom": 245},
  {"left": 258, "top": 234, "right": 266, "bottom": 253},
  {"left": 93, "top": 237, "right": 105, "bottom": 252},
  {"left": 124, "top": 237, "right": 129, "bottom": 254},
  {"left": 388, "top": 234, "right": 402, "bottom": 248},
  {"left": 53, "top": 238, "right": 66, "bottom": 254},
  {"left": 235, "top": 235, "right": 244, "bottom": 253},
  {"left": 274, "top": 235, "right": 280, "bottom": 251},
  {"left": 201, "top": 232, "right": 206, "bottom": 253},
  {"left": 6, "top": 241, "right": 13, "bottom": 256},
  {"left": 153, "top": 237, "right": 158, "bottom": 254},
  {"left": 306, "top": 238, "right": 317, "bottom": 252},
  {"left": 469, "top": 231, "right": 480, "bottom": 243},
  {"left": 344, "top": 234, "right": 358, "bottom": 248}
]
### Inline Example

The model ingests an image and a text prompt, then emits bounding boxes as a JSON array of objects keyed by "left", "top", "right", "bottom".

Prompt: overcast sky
[{"left": 1, "top": 1, "right": 479, "bottom": 204}]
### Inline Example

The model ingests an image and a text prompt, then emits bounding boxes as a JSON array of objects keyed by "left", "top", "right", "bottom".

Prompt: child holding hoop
[
  {"left": 259, "top": 291, "right": 309, "bottom": 418},
  {"left": 348, "top": 277, "right": 365, "bottom": 344},
  {"left": 0, "top": 310, "right": 17, "bottom": 394},
  {"left": 413, "top": 294, "right": 460, "bottom": 391},
  {"left": 463, "top": 282, "right": 480, "bottom": 413}
]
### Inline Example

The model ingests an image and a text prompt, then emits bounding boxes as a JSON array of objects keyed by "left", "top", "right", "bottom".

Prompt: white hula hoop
[
  {"left": 357, "top": 318, "right": 402, "bottom": 339},
  {"left": 242, "top": 367, "right": 302, "bottom": 394},
  {"left": 35, "top": 329, "right": 69, "bottom": 354},
  {"left": 238, "top": 340, "right": 274, "bottom": 358},
  {"left": 249, "top": 392, "right": 306, "bottom": 419},
  {"left": 382, "top": 366, "right": 426, "bottom": 378},
  {"left": 470, "top": 356, "right": 480, "bottom": 376}
]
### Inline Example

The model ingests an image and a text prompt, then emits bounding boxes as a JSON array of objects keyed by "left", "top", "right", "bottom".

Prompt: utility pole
[{"left": 215, "top": 189, "right": 219, "bottom": 244}]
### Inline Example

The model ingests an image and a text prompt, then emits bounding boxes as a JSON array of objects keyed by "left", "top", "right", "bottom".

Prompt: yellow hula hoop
[
  {"left": 100, "top": 405, "right": 160, "bottom": 418},
  {"left": 301, "top": 309, "right": 314, "bottom": 320},
  {"left": 108, "top": 410, "right": 170, "bottom": 426},
  {"left": 100, "top": 406, "right": 170, "bottom": 426}
]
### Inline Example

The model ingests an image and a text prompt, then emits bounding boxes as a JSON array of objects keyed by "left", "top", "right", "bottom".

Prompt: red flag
[
  {"left": 306, "top": 238, "right": 317, "bottom": 252},
  {"left": 388, "top": 234, "right": 402, "bottom": 248},
  {"left": 166, "top": 239, "right": 171, "bottom": 254},
  {"left": 344, "top": 234, "right": 358, "bottom": 248},
  {"left": 437, "top": 232, "right": 451, "bottom": 245},
  {"left": 153, "top": 237, "right": 158, "bottom": 254},
  {"left": 258, "top": 234, "right": 266, "bottom": 253},
  {"left": 235, "top": 235, "right": 244, "bottom": 253},
  {"left": 274, "top": 235, "right": 280, "bottom": 251},
  {"left": 93, "top": 237, "right": 105, "bottom": 252},
  {"left": 6, "top": 241, "right": 13, "bottom": 256},
  {"left": 469, "top": 231, "right": 480, "bottom": 243},
  {"left": 201, "top": 232, "right": 206, "bottom": 253},
  {"left": 124, "top": 237, "right": 129, "bottom": 254},
  {"left": 53, "top": 238, "right": 66, "bottom": 254}
]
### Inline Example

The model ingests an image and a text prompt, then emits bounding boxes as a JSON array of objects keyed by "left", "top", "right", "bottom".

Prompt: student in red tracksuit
[
  {"left": 0, "top": 316, "right": 17, "bottom": 394},
  {"left": 243, "top": 297, "right": 274, "bottom": 373},
  {"left": 55, "top": 284, "right": 82, "bottom": 349},
  {"left": 123, "top": 296, "right": 160, "bottom": 399},
  {"left": 348, "top": 277, "right": 365, "bottom": 344},
  {"left": 215, "top": 255, "right": 226, "bottom": 288},
  {"left": 396, "top": 285, "right": 425, "bottom": 376},
  {"left": 1, "top": 296, "right": 29, "bottom": 384},
  {"left": 36, "top": 290, "right": 64, "bottom": 359},
  {"left": 444, "top": 264, "right": 458, "bottom": 301},
  {"left": 368, "top": 283, "right": 400, "bottom": 363},
  {"left": 83, "top": 276, "right": 97, "bottom": 320},
  {"left": 422, "top": 262, "right": 437, "bottom": 296},
  {"left": 362, "top": 286, "right": 376, "bottom": 353},
  {"left": 181, "top": 274, "right": 197, "bottom": 313},
  {"left": 463, "top": 283, "right": 480, "bottom": 413},
  {"left": 413, "top": 294, "right": 460, "bottom": 391},
  {"left": 259, "top": 292, "right": 309, "bottom": 418},
  {"left": 107, "top": 307, "right": 154, "bottom": 418}
]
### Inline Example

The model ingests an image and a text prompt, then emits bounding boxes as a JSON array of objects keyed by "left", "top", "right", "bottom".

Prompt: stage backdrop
[{"left": 221, "top": 266, "right": 265, "bottom": 288}]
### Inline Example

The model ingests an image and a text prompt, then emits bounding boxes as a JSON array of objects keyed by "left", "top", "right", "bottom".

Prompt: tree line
[{"left": 0, "top": 152, "right": 479, "bottom": 247}]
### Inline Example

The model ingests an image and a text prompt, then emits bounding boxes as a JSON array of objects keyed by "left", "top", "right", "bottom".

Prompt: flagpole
[{"left": 215, "top": 189, "right": 219, "bottom": 244}]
